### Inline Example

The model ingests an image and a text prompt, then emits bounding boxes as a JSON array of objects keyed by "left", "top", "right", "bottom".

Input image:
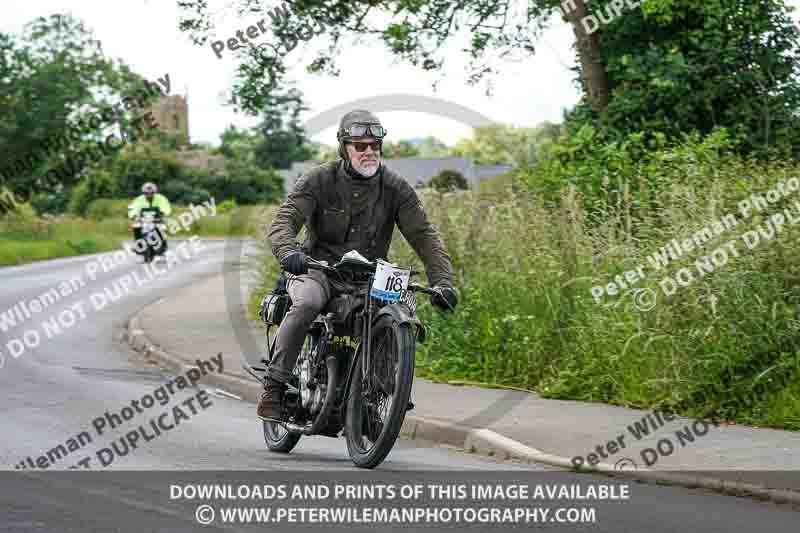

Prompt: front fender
[{"left": 374, "top": 302, "right": 426, "bottom": 343}]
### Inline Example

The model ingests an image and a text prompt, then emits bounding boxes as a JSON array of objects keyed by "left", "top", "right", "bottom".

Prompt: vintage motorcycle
[{"left": 250, "top": 251, "right": 441, "bottom": 469}]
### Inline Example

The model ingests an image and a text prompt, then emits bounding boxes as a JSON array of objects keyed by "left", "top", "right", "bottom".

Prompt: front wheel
[{"left": 345, "top": 315, "right": 416, "bottom": 469}]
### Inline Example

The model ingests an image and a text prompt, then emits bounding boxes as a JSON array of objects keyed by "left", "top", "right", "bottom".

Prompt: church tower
[{"left": 145, "top": 91, "right": 190, "bottom": 145}]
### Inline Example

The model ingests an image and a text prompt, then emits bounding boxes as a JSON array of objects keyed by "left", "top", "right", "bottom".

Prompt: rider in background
[{"left": 128, "top": 182, "right": 172, "bottom": 256}]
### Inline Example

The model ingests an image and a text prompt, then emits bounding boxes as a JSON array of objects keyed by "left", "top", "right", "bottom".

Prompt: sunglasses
[{"left": 349, "top": 141, "right": 382, "bottom": 153}]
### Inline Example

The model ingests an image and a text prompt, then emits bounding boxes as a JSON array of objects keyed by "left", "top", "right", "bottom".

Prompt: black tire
[
  {"left": 263, "top": 420, "right": 302, "bottom": 453},
  {"left": 345, "top": 314, "right": 415, "bottom": 469}
]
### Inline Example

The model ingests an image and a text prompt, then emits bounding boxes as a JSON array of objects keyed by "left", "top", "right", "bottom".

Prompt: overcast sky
[{"left": 3, "top": 1, "right": 799, "bottom": 147}]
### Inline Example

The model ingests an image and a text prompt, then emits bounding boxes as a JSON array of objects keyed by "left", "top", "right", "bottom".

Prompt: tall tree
[
  {"left": 451, "top": 123, "right": 562, "bottom": 166},
  {"left": 178, "top": 0, "right": 800, "bottom": 157},
  {"left": 254, "top": 87, "right": 314, "bottom": 170},
  {"left": 0, "top": 14, "right": 155, "bottom": 198}
]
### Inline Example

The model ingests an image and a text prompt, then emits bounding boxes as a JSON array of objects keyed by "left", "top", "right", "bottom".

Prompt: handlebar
[
  {"left": 407, "top": 283, "right": 438, "bottom": 296},
  {"left": 307, "top": 259, "right": 336, "bottom": 273},
  {"left": 304, "top": 258, "right": 434, "bottom": 294}
]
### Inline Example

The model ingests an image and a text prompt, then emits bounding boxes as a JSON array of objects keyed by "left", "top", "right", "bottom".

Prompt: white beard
[{"left": 352, "top": 158, "right": 379, "bottom": 177}]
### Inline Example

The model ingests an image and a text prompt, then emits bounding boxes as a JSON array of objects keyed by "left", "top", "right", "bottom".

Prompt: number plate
[
  {"left": 399, "top": 289, "right": 417, "bottom": 313},
  {"left": 370, "top": 260, "right": 410, "bottom": 301}
]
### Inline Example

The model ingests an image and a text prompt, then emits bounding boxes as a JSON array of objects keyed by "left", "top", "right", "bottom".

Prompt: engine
[{"left": 299, "top": 358, "right": 326, "bottom": 415}]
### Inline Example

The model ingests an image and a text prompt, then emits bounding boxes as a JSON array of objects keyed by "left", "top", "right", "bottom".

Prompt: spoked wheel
[
  {"left": 263, "top": 419, "right": 301, "bottom": 453},
  {"left": 345, "top": 315, "right": 415, "bottom": 469},
  {"left": 263, "top": 332, "right": 318, "bottom": 454}
]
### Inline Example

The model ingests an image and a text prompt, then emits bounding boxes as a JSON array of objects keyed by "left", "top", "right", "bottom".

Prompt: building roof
[{"left": 277, "top": 157, "right": 513, "bottom": 195}]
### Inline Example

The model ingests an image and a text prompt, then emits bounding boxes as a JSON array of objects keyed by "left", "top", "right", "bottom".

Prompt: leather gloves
[
  {"left": 431, "top": 286, "right": 458, "bottom": 313},
  {"left": 281, "top": 251, "right": 308, "bottom": 275}
]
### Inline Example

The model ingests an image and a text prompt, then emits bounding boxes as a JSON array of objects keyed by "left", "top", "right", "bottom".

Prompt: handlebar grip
[{"left": 408, "top": 283, "right": 438, "bottom": 296}]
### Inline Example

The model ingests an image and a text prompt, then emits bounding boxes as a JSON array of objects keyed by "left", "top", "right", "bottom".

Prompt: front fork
[{"left": 361, "top": 276, "right": 376, "bottom": 396}]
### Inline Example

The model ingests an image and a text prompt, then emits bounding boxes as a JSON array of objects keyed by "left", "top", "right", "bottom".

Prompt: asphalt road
[{"left": 0, "top": 240, "right": 797, "bottom": 532}]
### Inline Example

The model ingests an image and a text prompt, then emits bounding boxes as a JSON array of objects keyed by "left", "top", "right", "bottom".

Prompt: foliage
[
  {"left": 207, "top": 156, "right": 284, "bottom": 204},
  {"left": 383, "top": 140, "right": 420, "bottom": 159},
  {"left": 429, "top": 169, "right": 469, "bottom": 192},
  {"left": 178, "top": 0, "right": 800, "bottom": 159},
  {"left": 162, "top": 179, "right": 210, "bottom": 205},
  {"left": 520, "top": 124, "right": 738, "bottom": 214},
  {"left": 414, "top": 136, "right": 451, "bottom": 158},
  {"left": 254, "top": 87, "right": 314, "bottom": 169},
  {"left": 217, "top": 125, "right": 262, "bottom": 161},
  {"left": 68, "top": 169, "right": 119, "bottom": 215},
  {"left": 176, "top": 0, "right": 555, "bottom": 111},
  {"left": 216, "top": 87, "right": 313, "bottom": 171},
  {"left": 451, "top": 123, "right": 562, "bottom": 167},
  {"left": 313, "top": 143, "right": 339, "bottom": 161},
  {"left": 391, "top": 147, "right": 800, "bottom": 429},
  {"left": 216, "top": 199, "right": 237, "bottom": 214},
  {"left": 0, "top": 14, "right": 161, "bottom": 198},
  {"left": 580, "top": 0, "right": 800, "bottom": 158},
  {"left": 29, "top": 191, "right": 70, "bottom": 215},
  {"left": 86, "top": 198, "right": 128, "bottom": 221},
  {"left": 68, "top": 139, "right": 283, "bottom": 210}
]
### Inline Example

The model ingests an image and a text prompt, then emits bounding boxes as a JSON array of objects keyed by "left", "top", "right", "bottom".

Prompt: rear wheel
[
  {"left": 345, "top": 314, "right": 415, "bottom": 469},
  {"left": 262, "top": 332, "right": 318, "bottom": 453},
  {"left": 263, "top": 420, "right": 301, "bottom": 453}
]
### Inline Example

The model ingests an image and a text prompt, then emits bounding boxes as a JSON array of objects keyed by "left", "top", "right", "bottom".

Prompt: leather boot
[{"left": 257, "top": 377, "right": 285, "bottom": 421}]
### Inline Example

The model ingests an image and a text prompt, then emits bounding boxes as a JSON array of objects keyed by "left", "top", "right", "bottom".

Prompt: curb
[{"left": 124, "top": 306, "right": 800, "bottom": 506}]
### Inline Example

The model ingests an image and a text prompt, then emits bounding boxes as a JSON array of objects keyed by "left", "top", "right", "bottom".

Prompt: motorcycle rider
[
  {"left": 128, "top": 182, "right": 172, "bottom": 259},
  {"left": 258, "top": 109, "right": 459, "bottom": 421}
]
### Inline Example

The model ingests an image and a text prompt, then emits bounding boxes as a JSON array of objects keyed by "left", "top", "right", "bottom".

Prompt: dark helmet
[{"left": 336, "top": 109, "right": 386, "bottom": 160}]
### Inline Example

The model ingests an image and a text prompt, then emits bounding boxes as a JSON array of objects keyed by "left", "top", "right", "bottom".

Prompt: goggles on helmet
[{"left": 338, "top": 123, "right": 386, "bottom": 139}]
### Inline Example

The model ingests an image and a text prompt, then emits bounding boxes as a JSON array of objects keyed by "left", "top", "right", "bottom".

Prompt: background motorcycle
[
  {"left": 251, "top": 252, "right": 442, "bottom": 469},
  {"left": 130, "top": 208, "right": 166, "bottom": 263}
]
